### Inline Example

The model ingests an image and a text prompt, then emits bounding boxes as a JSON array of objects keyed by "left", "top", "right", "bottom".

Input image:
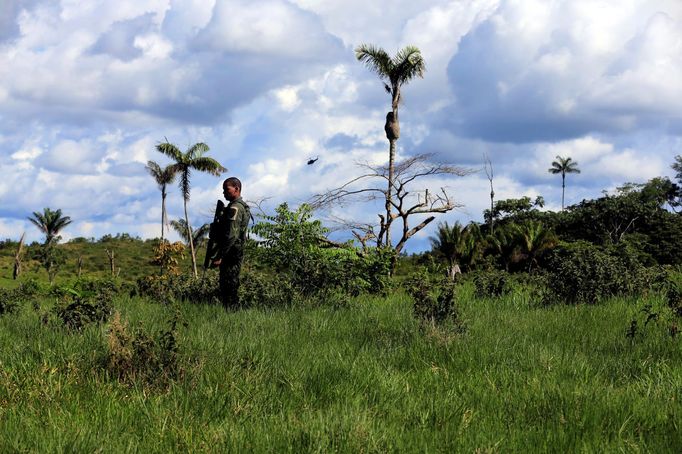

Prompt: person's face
[{"left": 223, "top": 184, "right": 239, "bottom": 201}]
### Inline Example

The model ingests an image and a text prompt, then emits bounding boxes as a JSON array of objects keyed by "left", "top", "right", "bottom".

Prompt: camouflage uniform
[{"left": 212, "top": 196, "right": 250, "bottom": 309}]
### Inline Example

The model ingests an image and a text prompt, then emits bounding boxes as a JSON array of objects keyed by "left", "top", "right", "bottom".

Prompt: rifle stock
[{"left": 203, "top": 200, "right": 225, "bottom": 269}]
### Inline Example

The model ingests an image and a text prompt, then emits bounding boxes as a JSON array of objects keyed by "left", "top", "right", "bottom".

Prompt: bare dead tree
[
  {"left": 77, "top": 254, "right": 83, "bottom": 278},
  {"left": 13, "top": 233, "right": 25, "bottom": 280},
  {"left": 483, "top": 153, "right": 495, "bottom": 236},
  {"left": 105, "top": 249, "right": 115, "bottom": 277},
  {"left": 311, "top": 153, "right": 472, "bottom": 258}
]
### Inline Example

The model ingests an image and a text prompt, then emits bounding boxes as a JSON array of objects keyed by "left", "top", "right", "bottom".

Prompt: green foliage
[
  {"left": 483, "top": 196, "right": 548, "bottom": 226},
  {"left": 430, "top": 221, "right": 480, "bottom": 276},
  {"left": 240, "top": 270, "right": 299, "bottom": 308},
  {"left": 543, "top": 241, "right": 664, "bottom": 305},
  {"left": 251, "top": 203, "right": 393, "bottom": 298},
  {"left": 27, "top": 207, "right": 73, "bottom": 245},
  {"left": 664, "top": 270, "right": 682, "bottom": 318},
  {"left": 404, "top": 270, "right": 462, "bottom": 329},
  {"left": 104, "top": 311, "right": 184, "bottom": 388},
  {"left": 557, "top": 179, "right": 682, "bottom": 264},
  {"left": 0, "top": 278, "right": 43, "bottom": 314},
  {"left": 0, "top": 289, "right": 20, "bottom": 315},
  {"left": 50, "top": 289, "right": 113, "bottom": 330},
  {"left": 31, "top": 243, "right": 66, "bottom": 283},
  {"left": 135, "top": 273, "right": 220, "bottom": 304},
  {"left": 470, "top": 269, "right": 512, "bottom": 298}
]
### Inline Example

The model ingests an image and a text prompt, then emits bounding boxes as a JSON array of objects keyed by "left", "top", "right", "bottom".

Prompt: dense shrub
[
  {"left": 53, "top": 297, "right": 112, "bottom": 330},
  {"left": 664, "top": 270, "right": 682, "bottom": 318},
  {"left": 49, "top": 287, "right": 113, "bottom": 330},
  {"left": 240, "top": 270, "right": 299, "bottom": 308},
  {"left": 404, "top": 270, "right": 463, "bottom": 330},
  {"left": 135, "top": 274, "right": 219, "bottom": 304},
  {"left": 0, "top": 279, "right": 43, "bottom": 315},
  {"left": 470, "top": 269, "right": 512, "bottom": 298},
  {"left": 251, "top": 203, "right": 393, "bottom": 298},
  {"left": 0, "top": 289, "right": 19, "bottom": 315},
  {"left": 543, "top": 241, "right": 664, "bottom": 305},
  {"left": 104, "top": 311, "right": 184, "bottom": 388}
]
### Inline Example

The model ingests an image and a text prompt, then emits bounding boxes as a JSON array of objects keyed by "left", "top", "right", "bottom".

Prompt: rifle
[{"left": 203, "top": 199, "right": 225, "bottom": 271}]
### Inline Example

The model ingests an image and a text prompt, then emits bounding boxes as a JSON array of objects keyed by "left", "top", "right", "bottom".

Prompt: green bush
[
  {"left": 0, "top": 279, "right": 44, "bottom": 315},
  {"left": 0, "top": 289, "right": 19, "bottom": 315},
  {"left": 404, "top": 270, "right": 463, "bottom": 328},
  {"left": 135, "top": 274, "right": 219, "bottom": 304},
  {"left": 470, "top": 269, "right": 512, "bottom": 298},
  {"left": 543, "top": 241, "right": 663, "bottom": 305},
  {"left": 104, "top": 311, "right": 184, "bottom": 388},
  {"left": 240, "top": 270, "right": 299, "bottom": 308},
  {"left": 251, "top": 203, "right": 393, "bottom": 298},
  {"left": 50, "top": 288, "right": 113, "bottom": 330}
]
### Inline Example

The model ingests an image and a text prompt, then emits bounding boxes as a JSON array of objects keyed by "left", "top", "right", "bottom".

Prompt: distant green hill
[{"left": 0, "top": 236, "right": 203, "bottom": 289}]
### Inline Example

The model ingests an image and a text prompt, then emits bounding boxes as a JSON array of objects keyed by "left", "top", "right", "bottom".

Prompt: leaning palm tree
[
  {"left": 145, "top": 160, "right": 177, "bottom": 245},
  {"left": 355, "top": 44, "right": 425, "bottom": 247},
  {"left": 170, "top": 218, "right": 210, "bottom": 251},
  {"left": 156, "top": 141, "right": 226, "bottom": 277},
  {"left": 548, "top": 155, "right": 581, "bottom": 210},
  {"left": 27, "top": 207, "right": 73, "bottom": 244}
]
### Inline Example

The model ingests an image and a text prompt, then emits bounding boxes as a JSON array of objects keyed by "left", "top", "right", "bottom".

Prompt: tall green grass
[{"left": 0, "top": 291, "right": 680, "bottom": 452}]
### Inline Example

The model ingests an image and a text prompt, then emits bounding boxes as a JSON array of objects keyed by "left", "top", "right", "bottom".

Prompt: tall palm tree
[
  {"left": 355, "top": 44, "right": 425, "bottom": 247},
  {"left": 156, "top": 141, "right": 226, "bottom": 277},
  {"left": 548, "top": 155, "right": 581, "bottom": 210},
  {"left": 170, "top": 219, "right": 210, "bottom": 250},
  {"left": 27, "top": 208, "right": 73, "bottom": 244},
  {"left": 145, "top": 160, "right": 176, "bottom": 244}
]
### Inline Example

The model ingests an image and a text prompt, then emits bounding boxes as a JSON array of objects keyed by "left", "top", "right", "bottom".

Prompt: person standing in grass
[{"left": 211, "top": 177, "right": 251, "bottom": 309}]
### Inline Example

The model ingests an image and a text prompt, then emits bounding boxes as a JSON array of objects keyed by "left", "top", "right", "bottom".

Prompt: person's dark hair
[{"left": 224, "top": 177, "right": 242, "bottom": 191}]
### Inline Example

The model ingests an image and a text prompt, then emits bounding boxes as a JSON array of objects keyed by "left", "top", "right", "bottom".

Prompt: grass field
[{"left": 1, "top": 285, "right": 680, "bottom": 452}]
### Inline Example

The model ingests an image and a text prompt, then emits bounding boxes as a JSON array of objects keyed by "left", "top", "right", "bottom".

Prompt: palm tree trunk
[
  {"left": 160, "top": 192, "right": 166, "bottom": 275},
  {"left": 184, "top": 198, "right": 198, "bottom": 277},
  {"left": 385, "top": 138, "right": 396, "bottom": 247},
  {"left": 561, "top": 174, "right": 566, "bottom": 210},
  {"left": 161, "top": 192, "right": 166, "bottom": 243}
]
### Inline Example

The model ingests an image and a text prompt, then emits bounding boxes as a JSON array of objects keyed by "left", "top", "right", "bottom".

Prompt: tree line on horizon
[{"left": 8, "top": 43, "right": 682, "bottom": 285}]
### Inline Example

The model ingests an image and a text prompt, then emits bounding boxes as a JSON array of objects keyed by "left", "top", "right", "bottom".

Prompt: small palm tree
[
  {"left": 170, "top": 219, "right": 210, "bottom": 250},
  {"left": 27, "top": 208, "right": 73, "bottom": 244},
  {"left": 548, "top": 155, "right": 581, "bottom": 210},
  {"left": 514, "top": 221, "right": 557, "bottom": 272},
  {"left": 430, "top": 221, "right": 479, "bottom": 279},
  {"left": 156, "top": 141, "right": 226, "bottom": 277},
  {"left": 485, "top": 224, "right": 517, "bottom": 271},
  {"left": 356, "top": 44, "right": 425, "bottom": 247},
  {"left": 145, "top": 160, "right": 176, "bottom": 244}
]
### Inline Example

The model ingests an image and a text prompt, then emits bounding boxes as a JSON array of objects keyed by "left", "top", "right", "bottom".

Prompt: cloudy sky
[{"left": 1, "top": 0, "right": 681, "bottom": 251}]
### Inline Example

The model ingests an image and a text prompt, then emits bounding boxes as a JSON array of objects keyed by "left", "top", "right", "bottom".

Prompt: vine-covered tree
[
  {"left": 548, "top": 155, "right": 580, "bottom": 210},
  {"left": 355, "top": 44, "right": 425, "bottom": 247},
  {"left": 156, "top": 141, "right": 226, "bottom": 277}
]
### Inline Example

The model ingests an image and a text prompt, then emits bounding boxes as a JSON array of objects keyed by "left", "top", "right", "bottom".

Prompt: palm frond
[
  {"left": 355, "top": 43, "right": 393, "bottom": 79},
  {"left": 393, "top": 45, "right": 425, "bottom": 85},
  {"left": 156, "top": 142, "right": 183, "bottom": 161},
  {"left": 187, "top": 142, "right": 210, "bottom": 159},
  {"left": 190, "top": 157, "right": 226, "bottom": 176}
]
